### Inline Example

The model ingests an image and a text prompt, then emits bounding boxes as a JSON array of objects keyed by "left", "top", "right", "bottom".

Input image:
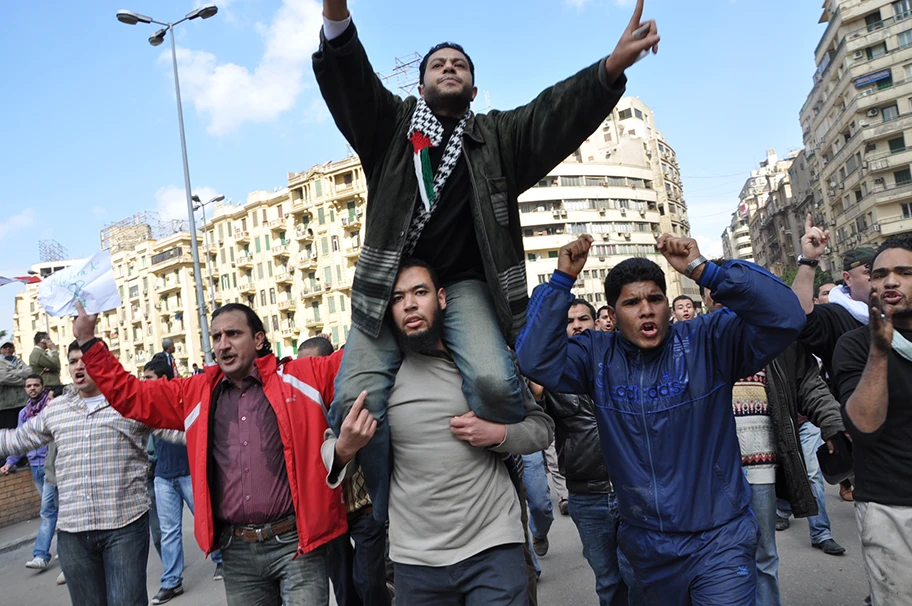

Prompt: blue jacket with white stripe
[{"left": 516, "top": 261, "right": 806, "bottom": 533}]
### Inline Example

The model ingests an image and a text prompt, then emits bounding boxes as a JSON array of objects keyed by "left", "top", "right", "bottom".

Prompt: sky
[{"left": 0, "top": 0, "right": 825, "bottom": 338}]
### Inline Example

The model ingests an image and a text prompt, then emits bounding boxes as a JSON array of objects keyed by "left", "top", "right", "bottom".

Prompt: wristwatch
[
  {"left": 684, "top": 255, "right": 708, "bottom": 278},
  {"left": 797, "top": 255, "right": 820, "bottom": 268}
]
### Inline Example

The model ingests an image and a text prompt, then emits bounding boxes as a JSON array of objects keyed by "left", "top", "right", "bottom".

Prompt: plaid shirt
[{"left": 0, "top": 391, "right": 153, "bottom": 532}]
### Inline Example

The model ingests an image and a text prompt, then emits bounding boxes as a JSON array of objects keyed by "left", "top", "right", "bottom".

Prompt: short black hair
[
  {"left": 397, "top": 258, "right": 442, "bottom": 292},
  {"left": 68, "top": 340, "right": 82, "bottom": 355},
  {"left": 596, "top": 305, "right": 609, "bottom": 317},
  {"left": 34, "top": 332, "right": 48, "bottom": 345},
  {"left": 299, "top": 336, "right": 334, "bottom": 358},
  {"left": 672, "top": 295, "right": 694, "bottom": 307},
  {"left": 419, "top": 42, "right": 475, "bottom": 86},
  {"left": 569, "top": 298, "right": 596, "bottom": 319},
  {"left": 873, "top": 235, "right": 912, "bottom": 266},
  {"left": 144, "top": 356, "right": 174, "bottom": 380},
  {"left": 605, "top": 258, "right": 666, "bottom": 307},
  {"left": 211, "top": 303, "right": 272, "bottom": 357},
  {"left": 26, "top": 373, "right": 43, "bottom": 385}
]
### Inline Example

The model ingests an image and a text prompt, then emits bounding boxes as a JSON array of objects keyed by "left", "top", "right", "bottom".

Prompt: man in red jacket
[{"left": 73, "top": 302, "right": 352, "bottom": 606}]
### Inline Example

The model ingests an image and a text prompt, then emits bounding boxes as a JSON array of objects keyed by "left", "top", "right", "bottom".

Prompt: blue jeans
[
  {"left": 776, "top": 423, "right": 833, "bottom": 544},
  {"left": 57, "top": 512, "right": 150, "bottom": 606},
  {"left": 30, "top": 464, "right": 44, "bottom": 494},
  {"left": 750, "top": 483, "right": 782, "bottom": 606},
  {"left": 521, "top": 452, "right": 553, "bottom": 541},
  {"left": 620, "top": 510, "right": 759, "bottom": 606},
  {"left": 154, "top": 475, "right": 223, "bottom": 590},
  {"left": 219, "top": 526, "right": 328, "bottom": 606},
  {"left": 394, "top": 544, "right": 527, "bottom": 606},
  {"left": 326, "top": 511, "right": 391, "bottom": 606},
  {"left": 568, "top": 491, "right": 643, "bottom": 606},
  {"left": 331, "top": 280, "right": 525, "bottom": 520},
  {"left": 34, "top": 473, "right": 57, "bottom": 562}
]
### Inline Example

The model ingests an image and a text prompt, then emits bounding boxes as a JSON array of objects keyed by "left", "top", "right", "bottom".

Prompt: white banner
[{"left": 37, "top": 252, "right": 122, "bottom": 317}]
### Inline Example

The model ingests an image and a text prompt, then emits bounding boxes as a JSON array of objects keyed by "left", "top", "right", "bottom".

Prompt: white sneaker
[
  {"left": 25, "top": 557, "right": 49, "bottom": 570},
  {"left": 56, "top": 572, "right": 66, "bottom": 585}
]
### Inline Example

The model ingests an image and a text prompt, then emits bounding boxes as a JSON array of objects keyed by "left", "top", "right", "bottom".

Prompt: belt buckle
[{"left": 255, "top": 527, "right": 264, "bottom": 542}]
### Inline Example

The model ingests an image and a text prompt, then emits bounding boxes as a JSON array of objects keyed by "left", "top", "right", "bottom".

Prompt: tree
[{"left": 779, "top": 267, "right": 834, "bottom": 295}]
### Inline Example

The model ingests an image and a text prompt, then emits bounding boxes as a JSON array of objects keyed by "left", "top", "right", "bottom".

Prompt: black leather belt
[{"left": 229, "top": 515, "right": 295, "bottom": 542}]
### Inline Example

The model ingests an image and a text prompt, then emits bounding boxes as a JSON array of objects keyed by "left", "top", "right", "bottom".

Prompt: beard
[
  {"left": 423, "top": 81, "right": 473, "bottom": 116},
  {"left": 392, "top": 307, "right": 445, "bottom": 356}
]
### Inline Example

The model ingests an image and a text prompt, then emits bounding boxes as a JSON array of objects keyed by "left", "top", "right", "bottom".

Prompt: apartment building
[
  {"left": 800, "top": 0, "right": 912, "bottom": 270},
  {"left": 525, "top": 96, "right": 698, "bottom": 306}
]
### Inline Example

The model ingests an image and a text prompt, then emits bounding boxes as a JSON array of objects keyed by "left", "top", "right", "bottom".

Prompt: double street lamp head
[
  {"left": 116, "top": 4, "right": 218, "bottom": 45},
  {"left": 187, "top": 4, "right": 219, "bottom": 20},
  {"left": 149, "top": 28, "right": 167, "bottom": 47},
  {"left": 115, "top": 10, "right": 152, "bottom": 25}
]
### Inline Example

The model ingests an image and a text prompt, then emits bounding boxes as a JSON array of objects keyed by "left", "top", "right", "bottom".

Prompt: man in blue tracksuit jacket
[{"left": 516, "top": 234, "right": 806, "bottom": 605}]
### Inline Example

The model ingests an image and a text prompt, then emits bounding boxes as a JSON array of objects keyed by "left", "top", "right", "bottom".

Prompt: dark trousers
[
  {"left": 327, "top": 511, "right": 391, "bottom": 606},
  {"left": 57, "top": 512, "right": 150, "bottom": 606},
  {"left": 394, "top": 544, "right": 528, "bottom": 606}
]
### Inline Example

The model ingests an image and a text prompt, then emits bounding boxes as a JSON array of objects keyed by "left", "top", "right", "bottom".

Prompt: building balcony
[
  {"left": 866, "top": 146, "right": 912, "bottom": 174},
  {"left": 879, "top": 213, "right": 912, "bottom": 235},
  {"left": 305, "top": 316, "right": 324, "bottom": 329},
  {"left": 268, "top": 218, "right": 286, "bottom": 232},
  {"left": 295, "top": 226, "right": 314, "bottom": 242},
  {"left": 154, "top": 279, "right": 182, "bottom": 295},
  {"left": 280, "top": 322, "right": 299, "bottom": 338},
  {"left": 340, "top": 214, "right": 363, "bottom": 230},
  {"left": 278, "top": 297, "right": 297, "bottom": 311},
  {"left": 238, "top": 279, "right": 256, "bottom": 294},
  {"left": 234, "top": 229, "right": 250, "bottom": 243},
  {"left": 151, "top": 253, "right": 193, "bottom": 274},
  {"left": 296, "top": 256, "right": 316, "bottom": 272},
  {"left": 275, "top": 269, "right": 293, "bottom": 284},
  {"left": 162, "top": 323, "right": 186, "bottom": 339},
  {"left": 300, "top": 286, "right": 322, "bottom": 300},
  {"left": 343, "top": 245, "right": 361, "bottom": 259},
  {"left": 271, "top": 242, "right": 291, "bottom": 258},
  {"left": 236, "top": 255, "right": 253, "bottom": 268}
]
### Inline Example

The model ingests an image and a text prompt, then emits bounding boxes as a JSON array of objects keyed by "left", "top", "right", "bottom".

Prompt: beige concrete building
[
  {"left": 800, "top": 0, "right": 912, "bottom": 271},
  {"left": 526, "top": 96, "right": 698, "bottom": 307}
]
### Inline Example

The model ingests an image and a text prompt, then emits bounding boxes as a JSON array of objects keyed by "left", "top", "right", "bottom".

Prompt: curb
[{"left": 0, "top": 532, "right": 37, "bottom": 555}]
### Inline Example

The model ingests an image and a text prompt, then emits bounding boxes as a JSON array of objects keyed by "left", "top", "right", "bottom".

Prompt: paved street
[{"left": 0, "top": 484, "right": 869, "bottom": 605}]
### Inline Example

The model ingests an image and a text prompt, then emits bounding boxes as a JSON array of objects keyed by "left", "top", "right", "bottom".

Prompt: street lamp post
[
  {"left": 117, "top": 4, "right": 219, "bottom": 365},
  {"left": 192, "top": 193, "right": 225, "bottom": 311}
]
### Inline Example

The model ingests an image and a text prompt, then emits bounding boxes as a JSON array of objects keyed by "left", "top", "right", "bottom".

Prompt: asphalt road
[{"left": 0, "top": 484, "right": 869, "bottom": 605}]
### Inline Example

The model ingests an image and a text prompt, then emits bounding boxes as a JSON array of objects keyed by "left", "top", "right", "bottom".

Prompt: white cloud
[
  {"left": 0, "top": 210, "right": 35, "bottom": 240},
  {"left": 693, "top": 233, "right": 724, "bottom": 260},
  {"left": 167, "top": 0, "right": 324, "bottom": 136},
  {"left": 155, "top": 185, "right": 220, "bottom": 222}
]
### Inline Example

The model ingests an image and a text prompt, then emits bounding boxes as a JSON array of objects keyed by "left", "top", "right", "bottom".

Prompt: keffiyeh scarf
[
  {"left": 23, "top": 390, "right": 50, "bottom": 419},
  {"left": 404, "top": 98, "right": 471, "bottom": 254}
]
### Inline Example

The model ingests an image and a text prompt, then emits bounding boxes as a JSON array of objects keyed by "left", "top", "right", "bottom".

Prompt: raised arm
[
  {"left": 516, "top": 236, "right": 597, "bottom": 394},
  {"left": 313, "top": 2, "right": 404, "bottom": 172},
  {"left": 793, "top": 213, "right": 829, "bottom": 314},
  {"left": 496, "top": 0, "right": 659, "bottom": 191},
  {"left": 73, "top": 303, "right": 185, "bottom": 430},
  {"left": 836, "top": 295, "right": 891, "bottom": 440}
]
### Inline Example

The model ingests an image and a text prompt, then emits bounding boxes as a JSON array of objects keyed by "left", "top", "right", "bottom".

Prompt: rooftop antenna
[
  {"left": 378, "top": 52, "right": 422, "bottom": 98},
  {"left": 38, "top": 239, "right": 68, "bottom": 263}
]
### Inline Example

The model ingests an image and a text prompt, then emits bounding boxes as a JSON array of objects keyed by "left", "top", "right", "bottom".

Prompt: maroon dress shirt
[{"left": 210, "top": 369, "right": 295, "bottom": 525}]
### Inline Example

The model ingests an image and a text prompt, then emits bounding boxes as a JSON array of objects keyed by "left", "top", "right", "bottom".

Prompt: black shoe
[
  {"left": 151, "top": 585, "right": 184, "bottom": 604},
  {"left": 775, "top": 517, "right": 790, "bottom": 531},
  {"left": 812, "top": 539, "right": 846, "bottom": 555},
  {"left": 532, "top": 535, "right": 549, "bottom": 557},
  {"left": 213, "top": 563, "right": 224, "bottom": 581},
  {"left": 558, "top": 499, "right": 569, "bottom": 516}
]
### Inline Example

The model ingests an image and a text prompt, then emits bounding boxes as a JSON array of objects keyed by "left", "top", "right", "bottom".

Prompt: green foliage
[{"left": 779, "top": 267, "right": 835, "bottom": 294}]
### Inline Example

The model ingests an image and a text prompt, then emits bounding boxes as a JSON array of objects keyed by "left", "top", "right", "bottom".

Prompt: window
[
  {"left": 330, "top": 209, "right": 335, "bottom": 222},
  {"left": 322, "top": 238, "right": 329, "bottom": 255},
  {"left": 900, "top": 31, "right": 912, "bottom": 49},
  {"left": 255, "top": 237, "right": 261, "bottom": 253},
  {"left": 890, "top": 136, "right": 906, "bottom": 153},
  {"left": 251, "top": 212, "right": 258, "bottom": 227},
  {"left": 260, "top": 290, "right": 267, "bottom": 306},
  {"left": 265, "top": 235, "right": 270, "bottom": 250},
  {"left": 315, "top": 180, "right": 323, "bottom": 197},
  {"left": 618, "top": 109, "right": 633, "bottom": 120},
  {"left": 866, "top": 42, "right": 888, "bottom": 60},
  {"left": 257, "top": 263, "right": 264, "bottom": 279},
  {"left": 272, "top": 315, "right": 279, "bottom": 332},
  {"left": 895, "top": 167, "right": 912, "bottom": 185},
  {"left": 846, "top": 154, "right": 859, "bottom": 175},
  {"left": 634, "top": 109, "right": 644, "bottom": 119},
  {"left": 312, "top": 301, "right": 321, "bottom": 322},
  {"left": 269, "top": 288, "right": 276, "bottom": 304},
  {"left": 883, "top": 104, "right": 900, "bottom": 121},
  {"left": 332, "top": 327, "right": 340, "bottom": 343},
  {"left": 903, "top": 202, "right": 912, "bottom": 218},
  {"left": 332, "top": 236, "right": 339, "bottom": 252},
  {"left": 328, "top": 297, "right": 336, "bottom": 313},
  {"left": 895, "top": 0, "right": 912, "bottom": 20},
  {"left": 548, "top": 251, "right": 558, "bottom": 259},
  {"left": 218, "top": 223, "right": 224, "bottom": 240},
  {"left": 277, "top": 205, "right": 284, "bottom": 218},
  {"left": 854, "top": 189, "right": 864, "bottom": 202},
  {"left": 267, "top": 261, "right": 273, "bottom": 277},
  {"left": 603, "top": 133, "right": 612, "bottom": 143},
  {"left": 318, "top": 207, "right": 325, "bottom": 224},
  {"left": 325, "top": 267, "right": 333, "bottom": 284},
  {"left": 336, "top": 265, "right": 343, "bottom": 283},
  {"left": 340, "top": 296, "right": 346, "bottom": 311}
]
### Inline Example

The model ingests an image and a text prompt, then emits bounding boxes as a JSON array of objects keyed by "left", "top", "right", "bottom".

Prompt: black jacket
[
  {"left": 766, "top": 342, "right": 845, "bottom": 518},
  {"left": 313, "top": 23, "right": 627, "bottom": 341},
  {"left": 542, "top": 391, "right": 612, "bottom": 494}
]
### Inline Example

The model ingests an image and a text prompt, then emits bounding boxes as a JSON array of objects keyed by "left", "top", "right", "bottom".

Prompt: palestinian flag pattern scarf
[{"left": 404, "top": 98, "right": 471, "bottom": 254}]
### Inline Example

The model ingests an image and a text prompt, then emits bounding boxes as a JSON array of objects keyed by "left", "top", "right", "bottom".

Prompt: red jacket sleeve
[
  {"left": 82, "top": 341, "right": 187, "bottom": 430},
  {"left": 285, "top": 349, "right": 343, "bottom": 412}
]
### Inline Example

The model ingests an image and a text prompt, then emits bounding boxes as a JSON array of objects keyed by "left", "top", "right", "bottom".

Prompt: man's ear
[
  {"left": 437, "top": 287, "right": 447, "bottom": 311},
  {"left": 470, "top": 86, "right": 478, "bottom": 102},
  {"left": 418, "top": 84, "right": 425, "bottom": 99},
  {"left": 254, "top": 331, "right": 266, "bottom": 351}
]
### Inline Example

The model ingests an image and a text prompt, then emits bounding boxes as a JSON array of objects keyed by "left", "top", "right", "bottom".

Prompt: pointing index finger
[
  {"left": 350, "top": 390, "right": 368, "bottom": 416},
  {"left": 629, "top": 0, "right": 645, "bottom": 28},
  {"left": 805, "top": 213, "right": 813, "bottom": 232}
]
